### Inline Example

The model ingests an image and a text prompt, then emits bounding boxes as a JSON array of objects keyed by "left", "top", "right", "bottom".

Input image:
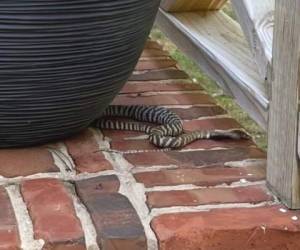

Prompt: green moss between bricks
[{"left": 150, "top": 3, "right": 267, "bottom": 150}]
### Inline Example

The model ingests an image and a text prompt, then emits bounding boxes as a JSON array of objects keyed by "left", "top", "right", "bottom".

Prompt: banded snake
[{"left": 92, "top": 105, "right": 251, "bottom": 149}]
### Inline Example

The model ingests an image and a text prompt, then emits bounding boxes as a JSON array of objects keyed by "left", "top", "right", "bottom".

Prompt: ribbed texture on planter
[{"left": 0, "top": 0, "right": 160, "bottom": 148}]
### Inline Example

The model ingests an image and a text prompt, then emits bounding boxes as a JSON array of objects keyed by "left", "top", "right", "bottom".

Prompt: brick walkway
[{"left": 1, "top": 40, "right": 300, "bottom": 250}]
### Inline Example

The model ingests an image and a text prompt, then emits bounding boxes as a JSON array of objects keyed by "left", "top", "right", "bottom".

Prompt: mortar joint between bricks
[
  {"left": 47, "top": 142, "right": 77, "bottom": 177},
  {"left": 144, "top": 180, "right": 267, "bottom": 192},
  {"left": 6, "top": 184, "right": 45, "bottom": 250},
  {"left": 104, "top": 152, "right": 159, "bottom": 250},
  {"left": 0, "top": 173, "right": 63, "bottom": 186},
  {"left": 91, "top": 127, "right": 159, "bottom": 250},
  {"left": 64, "top": 182, "right": 100, "bottom": 250},
  {"left": 149, "top": 200, "right": 280, "bottom": 219}
]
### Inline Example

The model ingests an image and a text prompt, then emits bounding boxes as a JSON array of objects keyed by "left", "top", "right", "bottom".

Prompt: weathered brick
[
  {"left": 125, "top": 150, "right": 178, "bottom": 166},
  {"left": 110, "top": 139, "right": 157, "bottom": 152},
  {"left": 134, "top": 165, "right": 266, "bottom": 187},
  {"left": 141, "top": 49, "right": 169, "bottom": 58},
  {"left": 110, "top": 138, "right": 255, "bottom": 152},
  {"left": 129, "top": 69, "right": 189, "bottom": 81},
  {"left": 125, "top": 147, "right": 266, "bottom": 167},
  {"left": 0, "top": 187, "right": 20, "bottom": 250},
  {"left": 113, "top": 93, "right": 215, "bottom": 106},
  {"left": 152, "top": 206, "right": 300, "bottom": 250},
  {"left": 183, "top": 118, "right": 242, "bottom": 131},
  {"left": 120, "top": 82, "right": 200, "bottom": 94},
  {"left": 75, "top": 175, "right": 120, "bottom": 198},
  {"left": 102, "top": 130, "right": 144, "bottom": 141},
  {"left": 182, "top": 139, "right": 256, "bottom": 150},
  {"left": 21, "top": 179, "right": 85, "bottom": 250},
  {"left": 0, "top": 147, "right": 58, "bottom": 178},
  {"left": 135, "top": 59, "right": 177, "bottom": 71},
  {"left": 169, "top": 106, "right": 226, "bottom": 120},
  {"left": 147, "top": 185, "right": 273, "bottom": 208},
  {"left": 76, "top": 186, "right": 147, "bottom": 250},
  {"left": 165, "top": 147, "right": 265, "bottom": 167},
  {"left": 64, "top": 129, "right": 113, "bottom": 173}
]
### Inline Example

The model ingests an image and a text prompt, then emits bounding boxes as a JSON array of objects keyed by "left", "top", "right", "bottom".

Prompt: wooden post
[
  {"left": 160, "top": 0, "right": 227, "bottom": 12},
  {"left": 267, "top": 0, "right": 300, "bottom": 209}
]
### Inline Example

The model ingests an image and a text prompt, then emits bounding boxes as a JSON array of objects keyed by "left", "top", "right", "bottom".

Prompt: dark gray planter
[{"left": 0, "top": 0, "right": 161, "bottom": 147}]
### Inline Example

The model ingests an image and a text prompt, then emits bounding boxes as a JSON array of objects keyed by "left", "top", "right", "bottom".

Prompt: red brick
[
  {"left": 134, "top": 165, "right": 266, "bottom": 187},
  {"left": 76, "top": 187, "right": 147, "bottom": 250},
  {"left": 163, "top": 147, "right": 266, "bottom": 167},
  {"left": 110, "top": 138, "right": 255, "bottom": 152},
  {"left": 75, "top": 175, "right": 120, "bottom": 198},
  {"left": 135, "top": 59, "right": 177, "bottom": 71},
  {"left": 120, "top": 82, "right": 201, "bottom": 94},
  {"left": 169, "top": 106, "right": 226, "bottom": 119},
  {"left": 129, "top": 69, "right": 189, "bottom": 81},
  {"left": 64, "top": 129, "right": 113, "bottom": 173},
  {"left": 183, "top": 138, "right": 256, "bottom": 150},
  {"left": 21, "top": 179, "right": 85, "bottom": 249},
  {"left": 102, "top": 130, "right": 144, "bottom": 141},
  {"left": 124, "top": 148, "right": 266, "bottom": 167},
  {"left": 183, "top": 118, "right": 242, "bottom": 131},
  {"left": 0, "top": 147, "right": 58, "bottom": 178},
  {"left": 151, "top": 206, "right": 300, "bottom": 250},
  {"left": 111, "top": 139, "right": 156, "bottom": 151},
  {"left": 141, "top": 49, "right": 169, "bottom": 58},
  {"left": 113, "top": 93, "right": 215, "bottom": 106},
  {"left": 126, "top": 150, "right": 178, "bottom": 166},
  {"left": 146, "top": 185, "right": 273, "bottom": 208},
  {"left": 0, "top": 187, "right": 20, "bottom": 250}
]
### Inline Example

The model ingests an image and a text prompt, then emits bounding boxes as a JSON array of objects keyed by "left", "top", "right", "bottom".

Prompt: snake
[{"left": 92, "top": 105, "right": 251, "bottom": 149}]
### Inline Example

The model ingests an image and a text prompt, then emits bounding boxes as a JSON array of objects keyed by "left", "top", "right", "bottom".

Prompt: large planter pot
[{"left": 0, "top": 0, "right": 161, "bottom": 148}]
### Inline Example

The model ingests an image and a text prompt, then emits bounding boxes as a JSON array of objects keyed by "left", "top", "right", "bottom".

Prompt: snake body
[{"left": 92, "top": 105, "right": 251, "bottom": 149}]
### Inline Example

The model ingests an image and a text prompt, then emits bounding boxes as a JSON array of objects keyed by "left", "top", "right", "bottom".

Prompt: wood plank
[
  {"left": 160, "top": 0, "right": 227, "bottom": 12},
  {"left": 231, "top": 0, "right": 274, "bottom": 84},
  {"left": 267, "top": 0, "right": 300, "bottom": 209},
  {"left": 156, "top": 9, "right": 268, "bottom": 129}
]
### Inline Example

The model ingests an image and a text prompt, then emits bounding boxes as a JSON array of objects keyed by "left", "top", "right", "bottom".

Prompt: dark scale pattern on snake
[{"left": 92, "top": 105, "right": 251, "bottom": 149}]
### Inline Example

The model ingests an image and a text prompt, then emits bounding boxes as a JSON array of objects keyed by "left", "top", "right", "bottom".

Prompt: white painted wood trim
[{"left": 231, "top": 0, "right": 274, "bottom": 82}]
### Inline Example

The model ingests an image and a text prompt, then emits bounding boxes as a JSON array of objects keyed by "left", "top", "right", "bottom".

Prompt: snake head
[{"left": 227, "top": 129, "right": 252, "bottom": 140}]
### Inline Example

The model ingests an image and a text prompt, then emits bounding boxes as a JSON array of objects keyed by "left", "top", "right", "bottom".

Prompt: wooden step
[{"left": 156, "top": 9, "right": 269, "bottom": 129}]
